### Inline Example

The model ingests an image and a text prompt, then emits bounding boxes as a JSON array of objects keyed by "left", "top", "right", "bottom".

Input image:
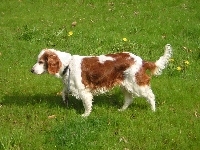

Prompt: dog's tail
[{"left": 143, "top": 44, "right": 172, "bottom": 75}]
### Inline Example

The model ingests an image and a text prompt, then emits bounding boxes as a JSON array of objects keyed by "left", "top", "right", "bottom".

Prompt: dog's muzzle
[{"left": 31, "top": 68, "right": 34, "bottom": 73}]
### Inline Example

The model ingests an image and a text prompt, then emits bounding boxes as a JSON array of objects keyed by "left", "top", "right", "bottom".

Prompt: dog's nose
[{"left": 31, "top": 68, "right": 34, "bottom": 73}]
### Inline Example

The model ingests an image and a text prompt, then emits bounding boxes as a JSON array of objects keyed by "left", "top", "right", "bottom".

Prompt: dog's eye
[{"left": 38, "top": 61, "right": 44, "bottom": 64}]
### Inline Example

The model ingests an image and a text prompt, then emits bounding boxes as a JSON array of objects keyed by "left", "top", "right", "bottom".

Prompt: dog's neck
[
  {"left": 62, "top": 65, "right": 69, "bottom": 75},
  {"left": 54, "top": 51, "right": 72, "bottom": 78}
]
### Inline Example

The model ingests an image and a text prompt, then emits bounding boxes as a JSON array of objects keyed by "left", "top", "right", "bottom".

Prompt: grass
[{"left": 0, "top": 0, "right": 200, "bottom": 149}]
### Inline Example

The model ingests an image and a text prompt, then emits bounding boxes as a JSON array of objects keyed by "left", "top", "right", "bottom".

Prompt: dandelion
[
  {"left": 68, "top": 31, "right": 73, "bottom": 36},
  {"left": 123, "top": 38, "right": 128, "bottom": 42},
  {"left": 184, "top": 60, "right": 189, "bottom": 65},
  {"left": 169, "top": 58, "right": 174, "bottom": 62},
  {"left": 177, "top": 66, "right": 182, "bottom": 71}
]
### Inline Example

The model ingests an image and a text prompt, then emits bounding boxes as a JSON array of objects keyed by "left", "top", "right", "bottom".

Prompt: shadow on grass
[
  {"left": 2, "top": 93, "right": 65, "bottom": 108},
  {"left": 2, "top": 91, "right": 149, "bottom": 115},
  {"left": 1, "top": 91, "right": 126, "bottom": 114}
]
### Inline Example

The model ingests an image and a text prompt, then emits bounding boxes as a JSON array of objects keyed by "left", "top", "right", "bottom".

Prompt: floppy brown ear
[{"left": 47, "top": 54, "right": 62, "bottom": 74}]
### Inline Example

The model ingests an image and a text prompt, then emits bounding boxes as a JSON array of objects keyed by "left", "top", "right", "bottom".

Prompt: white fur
[
  {"left": 31, "top": 44, "right": 172, "bottom": 117},
  {"left": 154, "top": 44, "right": 172, "bottom": 75},
  {"left": 98, "top": 55, "right": 115, "bottom": 64}
]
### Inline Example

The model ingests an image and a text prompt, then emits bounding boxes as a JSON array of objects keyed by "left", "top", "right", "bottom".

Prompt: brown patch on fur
[
  {"left": 81, "top": 53, "right": 134, "bottom": 90},
  {"left": 142, "top": 61, "right": 157, "bottom": 74},
  {"left": 135, "top": 61, "right": 156, "bottom": 86},
  {"left": 39, "top": 51, "right": 62, "bottom": 74}
]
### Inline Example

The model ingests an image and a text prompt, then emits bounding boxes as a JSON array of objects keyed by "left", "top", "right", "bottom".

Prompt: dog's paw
[
  {"left": 81, "top": 113, "right": 90, "bottom": 117},
  {"left": 118, "top": 108, "right": 125, "bottom": 112}
]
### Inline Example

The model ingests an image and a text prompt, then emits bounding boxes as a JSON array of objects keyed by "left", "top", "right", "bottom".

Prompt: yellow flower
[
  {"left": 169, "top": 58, "right": 174, "bottom": 62},
  {"left": 177, "top": 66, "right": 182, "bottom": 71},
  {"left": 184, "top": 60, "right": 189, "bottom": 65},
  {"left": 68, "top": 31, "right": 73, "bottom": 36},
  {"left": 123, "top": 38, "right": 128, "bottom": 42}
]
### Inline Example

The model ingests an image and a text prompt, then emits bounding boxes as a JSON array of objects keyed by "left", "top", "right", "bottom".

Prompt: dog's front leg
[
  {"left": 62, "top": 87, "right": 69, "bottom": 106},
  {"left": 80, "top": 91, "right": 93, "bottom": 117},
  {"left": 82, "top": 99, "right": 93, "bottom": 117}
]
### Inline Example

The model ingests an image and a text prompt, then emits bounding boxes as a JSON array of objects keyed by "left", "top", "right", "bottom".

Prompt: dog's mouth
[
  {"left": 31, "top": 68, "right": 35, "bottom": 73},
  {"left": 31, "top": 68, "right": 47, "bottom": 75}
]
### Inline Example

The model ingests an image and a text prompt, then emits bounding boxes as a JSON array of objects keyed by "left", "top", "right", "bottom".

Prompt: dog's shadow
[{"left": 1, "top": 91, "right": 124, "bottom": 115}]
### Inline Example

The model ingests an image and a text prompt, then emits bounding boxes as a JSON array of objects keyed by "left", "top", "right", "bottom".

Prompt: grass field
[{"left": 0, "top": 0, "right": 200, "bottom": 149}]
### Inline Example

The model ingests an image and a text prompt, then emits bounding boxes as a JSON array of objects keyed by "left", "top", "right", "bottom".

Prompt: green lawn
[{"left": 0, "top": 0, "right": 200, "bottom": 149}]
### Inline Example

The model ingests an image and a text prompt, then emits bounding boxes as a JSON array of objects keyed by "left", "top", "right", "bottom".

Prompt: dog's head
[{"left": 31, "top": 49, "right": 62, "bottom": 75}]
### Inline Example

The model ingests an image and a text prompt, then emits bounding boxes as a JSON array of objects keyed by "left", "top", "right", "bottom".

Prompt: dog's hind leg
[
  {"left": 146, "top": 91, "right": 156, "bottom": 111},
  {"left": 118, "top": 89, "right": 133, "bottom": 111},
  {"left": 139, "top": 86, "right": 156, "bottom": 111}
]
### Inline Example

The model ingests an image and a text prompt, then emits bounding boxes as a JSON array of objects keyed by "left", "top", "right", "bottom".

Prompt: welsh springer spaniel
[{"left": 31, "top": 44, "right": 172, "bottom": 117}]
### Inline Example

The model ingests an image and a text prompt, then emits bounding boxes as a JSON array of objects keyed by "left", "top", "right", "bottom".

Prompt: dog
[{"left": 31, "top": 44, "right": 172, "bottom": 117}]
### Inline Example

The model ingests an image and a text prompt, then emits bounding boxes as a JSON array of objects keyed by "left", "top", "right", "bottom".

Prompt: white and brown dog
[{"left": 31, "top": 44, "right": 172, "bottom": 117}]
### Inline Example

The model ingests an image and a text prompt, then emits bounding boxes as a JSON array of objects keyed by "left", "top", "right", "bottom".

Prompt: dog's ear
[{"left": 47, "top": 54, "right": 62, "bottom": 74}]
